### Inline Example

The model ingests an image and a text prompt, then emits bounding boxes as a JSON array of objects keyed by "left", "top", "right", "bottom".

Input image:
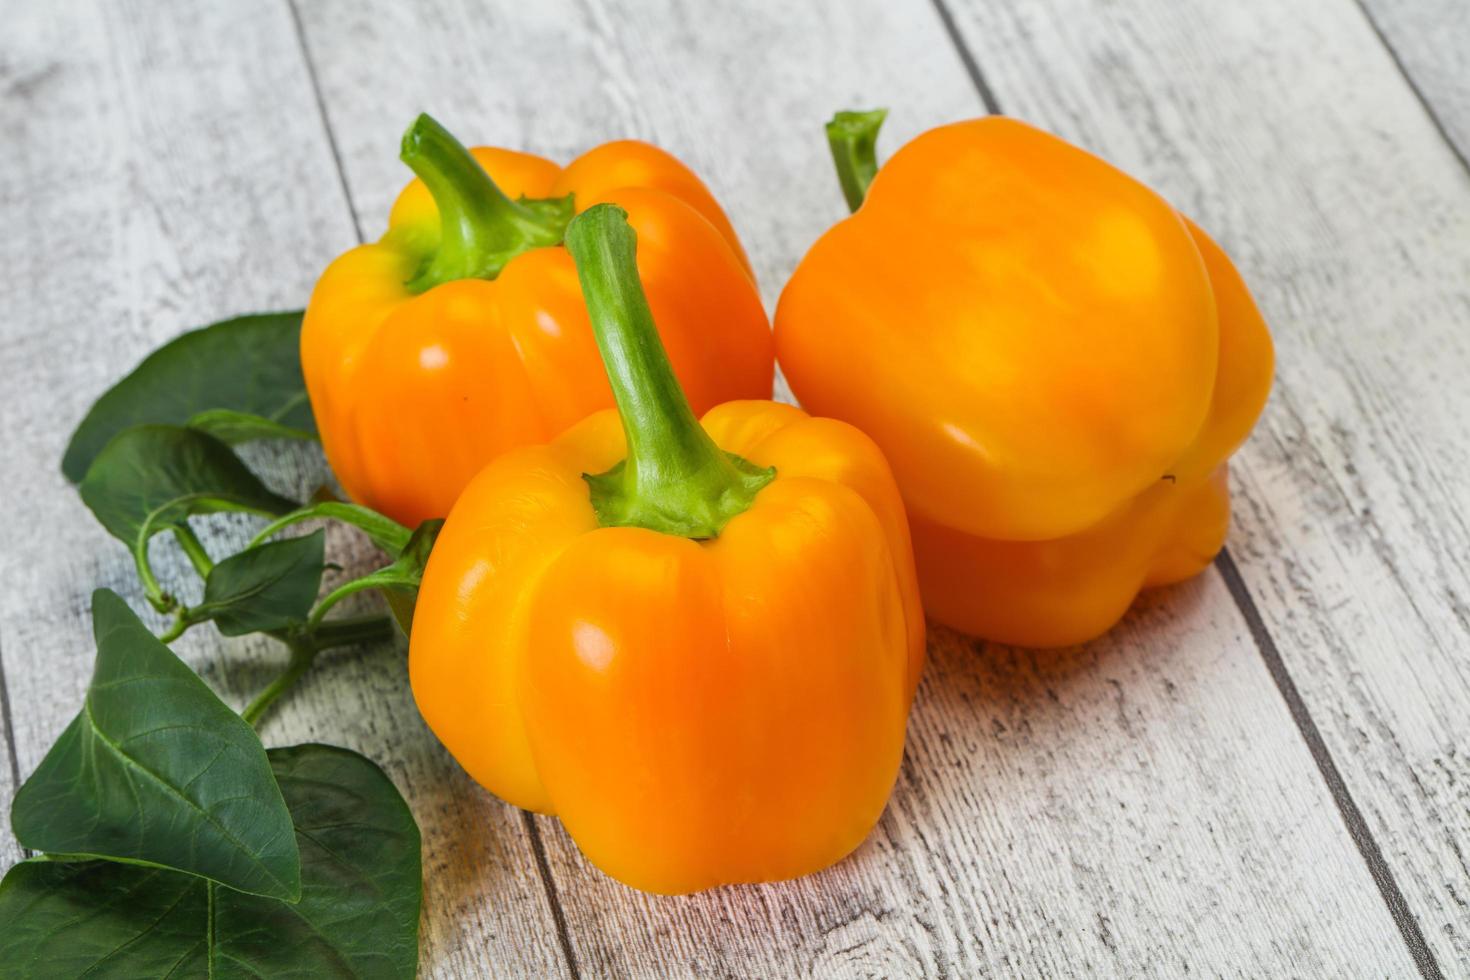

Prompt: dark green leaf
[
  {"left": 187, "top": 407, "right": 315, "bottom": 445},
  {"left": 214, "top": 745, "right": 422, "bottom": 977},
  {"left": 78, "top": 425, "right": 296, "bottom": 546},
  {"left": 0, "top": 745, "right": 422, "bottom": 979},
  {"left": 0, "top": 861, "right": 208, "bottom": 978},
  {"left": 62, "top": 312, "right": 314, "bottom": 483},
  {"left": 9, "top": 589, "right": 301, "bottom": 901},
  {"left": 357, "top": 519, "right": 443, "bottom": 634},
  {"left": 383, "top": 591, "right": 418, "bottom": 637},
  {"left": 199, "top": 531, "right": 325, "bottom": 636},
  {"left": 397, "top": 519, "right": 443, "bottom": 572}
]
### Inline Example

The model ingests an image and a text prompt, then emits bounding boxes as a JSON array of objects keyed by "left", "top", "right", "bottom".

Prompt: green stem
[
  {"left": 241, "top": 614, "right": 394, "bottom": 728},
  {"left": 157, "top": 612, "right": 191, "bottom": 644},
  {"left": 248, "top": 502, "right": 411, "bottom": 554},
  {"left": 134, "top": 541, "right": 173, "bottom": 614},
  {"left": 825, "top": 109, "right": 888, "bottom": 212},
  {"left": 563, "top": 204, "right": 774, "bottom": 539},
  {"left": 306, "top": 572, "right": 400, "bottom": 631},
  {"left": 400, "top": 113, "right": 573, "bottom": 292},
  {"left": 172, "top": 523, "right": 214, "bottom": 577},
  {"left": 311, "top": 614, "right": 397, "bottom": 651},
  {"left": 241, "top": 639, "right": 315, "bottom": 728}
]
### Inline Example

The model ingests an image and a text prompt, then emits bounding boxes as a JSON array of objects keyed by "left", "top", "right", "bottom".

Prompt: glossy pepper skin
[
  {"left": 302, "top": 114, "right": 772, "bottom": 528},
  {"left": 775, "top": 112, "right": 1273, "bottom": 647},
  {"left": 410, "top": 205, "right": 924, "bottom": 894}
]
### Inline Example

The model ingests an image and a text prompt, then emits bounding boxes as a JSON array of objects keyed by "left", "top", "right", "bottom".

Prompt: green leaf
[
  {"left": 214, "top": 745, "right": 422, "bottom": 977},
  {"left": 9, "top": 590, "right": 301, "bottom": 901},
  {"left": 187, "top": 407, "right": 315, "bottom": 445},
  {"left": 383, "top": 591, "right": 419, "bottom": 637},
  {"left": 0, "top": 745, "right": 422, "bottom": 979},
  {"left": 79, "top": 425, "right": 296, "bottom": 546},
  {"left": 62, "top": 311, "right": 315, "bottom": 483},
  {"left": 0, "top": 861, "right": 208, "bottom": 978},
  {"left": 199, "top": 531, "right": 325, "bottom": 636},
  {"left": 396, "top": 518, "right": 443, "bottom": 572}
]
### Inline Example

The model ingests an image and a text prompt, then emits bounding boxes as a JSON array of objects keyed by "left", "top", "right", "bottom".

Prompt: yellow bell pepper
[
  {"left": 776, "top": 111, "right": 1273, "bottom": 646},
  {"left": 410, "top": 204, "right": 924, "bottom": 893}
]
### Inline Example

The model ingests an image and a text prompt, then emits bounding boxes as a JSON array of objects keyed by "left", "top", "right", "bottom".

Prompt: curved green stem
[
  {"left": 157, "top": 612, "right": 191, "bottom": 644},
  {"left": 172, "top": 523, "right": 214, "bottom": 577},
  {"left": 305, "top": 571, "right": 398, "bottom": 631},
  {"left": 825, "top": 109, "right": 888, "bottom": 212},
  {"left": 249, "top": 501, "right": 411, "bottom": 554},
  {"left": 401, "top": 113, "right": 573, "bottom": 292},
  {"left": 241, "top": 615, "right": 394, "bottom": 728},
  {"left": 564, "top": 204, "right": 774, "bottom": 539},
  {"left": 242, "top": 639, "right": 315, "bottom": 728},
  {"left": 134, "top": 541, "right": 172, "bottom": 614}
]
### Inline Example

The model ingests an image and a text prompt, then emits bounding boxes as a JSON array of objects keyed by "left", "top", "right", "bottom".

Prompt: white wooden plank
[
  {"left": 297, "top": 0, "right": 1415, "bottom": 973},
  {"left": 0, "top": 1, "right": 568, "bottom": 975},
  {"left": 1358, "top": 0, "right": 1470, "bottom": 165},
  {"left": 540, "top": 578, "right": 1419, "bottom": 976},
  {"left": 940, "top": 0, "right": 1470, "bottom": 971}
]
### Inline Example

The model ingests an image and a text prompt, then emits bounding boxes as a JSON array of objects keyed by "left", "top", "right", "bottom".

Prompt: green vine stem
[
  {"left": 135, "top": 539, "right": 174, "bottom": 614},
  {"left": 146, "top": 504, "right": 413, "bottom": 727},
  {"left": 248, "top": 501, "right": 411, "bottom": 553},
  {"left": 309, "top": 614, "right": 398, "bottom": 651},
  {"left": 306, "top": 569, "right": 411, "bottom": 632},
  {"left": 156, "top": 612, "right": 192, "bottom": 644},
  {"left": 241, "top": 639, "right": 315, "bottom": 727},
  {"left": 239, "top": 615, "right": 396, "bottom": 728},
  {"left": 172, "top": 523, "right": 215, "bottom": 577}
]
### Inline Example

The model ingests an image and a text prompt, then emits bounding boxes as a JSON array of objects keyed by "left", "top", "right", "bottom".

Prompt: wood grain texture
[
  {"left": 539, "top": 580, "right": 1415, "bottom": 977},
  {"left": 294, "top": 0, "right": 1418, "bottom": 974},
  {"left": 940, "top": 0, "right": 1470, "bottom": 971},
  {"left": 0, "top": 1, "right": 567, "bottom": 975},
  {"left": 1357, "top": 0, "right": 1470, "bottom": 166}
]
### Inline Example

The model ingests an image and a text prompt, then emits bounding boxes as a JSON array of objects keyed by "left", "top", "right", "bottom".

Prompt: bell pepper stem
[
  {"left": 825, "top": 109, "right": 888, "bottom": 212},
  {"left": 564, "top": 204, "right": 774, "bottom": 539},
  {"left": 400, "top": 113, "right": 573, "bottom": 292}
]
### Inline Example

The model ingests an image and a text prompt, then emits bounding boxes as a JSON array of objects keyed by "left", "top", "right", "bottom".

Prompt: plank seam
[
  {"left": 927, "top": 2, "right": 1447, "bottom": 969},
  {"left": 278, "top": 4, "right": 582, "bottom": 974},
  {"left": 0, "top": 640, "right": 29, "bottom": 861},
  {"left": 1215, "top": 549, "right": 1444, "bottom": 980},
  {"left": 0, "top": 640, "right": 22, "bottom": 808},
  {"left": 1348, "top": 0, "right": 1470, "bottom": 177},
  {"left": 928, "top": 0, "right": 1002, "bottom": 115},
  {"left": 284, "top": 0, "right": 365, "bottom": 243},
  {"left": 522, "top": 811, "right": 583, "bottom": 980}
]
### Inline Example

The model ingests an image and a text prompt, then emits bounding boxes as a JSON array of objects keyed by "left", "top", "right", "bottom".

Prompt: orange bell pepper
[
  {"left": 775, "top": 111, "right": 1273, "bottom": 647},
  {"left": 410, "top": 204, "right": 924, "bottom": 894},
  {"left": 301, "top": 114, "right": 773, "bottom": 528}
]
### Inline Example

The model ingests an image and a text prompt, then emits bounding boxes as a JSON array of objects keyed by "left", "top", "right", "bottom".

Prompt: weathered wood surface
[
  {"left": 0, "top": 0, "right": 1463, "bottom": 975},
  {"left": 1357, "top": 0, "right": 1470, "bottom": 166},
  {"left": 941, "top": 0, "right": 1470, "bottom": 973},
  {"left": 0, "top": 1, "right": 569, "bottom": 975},
  {"left": 291, "top": 0, "right": 1428, "bottom": 974}
]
